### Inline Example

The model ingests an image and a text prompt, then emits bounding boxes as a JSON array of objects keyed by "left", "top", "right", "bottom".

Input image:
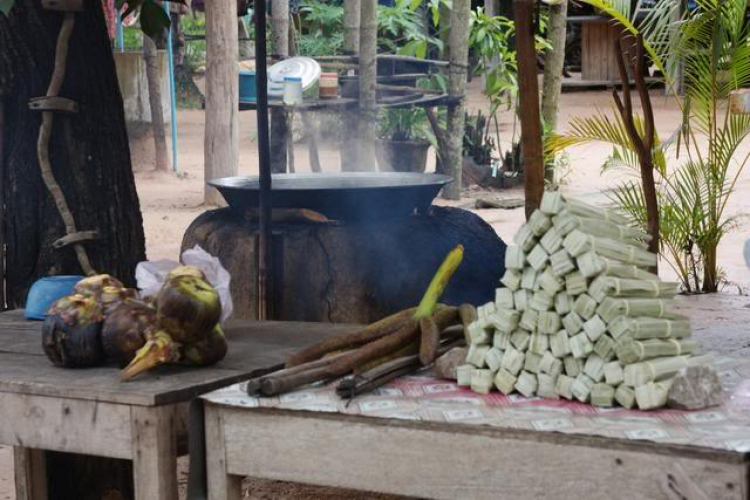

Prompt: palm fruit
[
  {"left": 74, "top": 274, "right": 125, "bottom": 299},
  {"left": 167, "top": 265, "right": 207, "bottom": 281},
  {"left": 156, "top": 275, "right": 221, "bottom": 343},
  {"left": 121, "top": 331, "right": 182, "bottom": 381},
  {"left": 100, "top": 286, "right": 137, "bottom": 316},
  {"left": 42, "top": 294, "right": 105, "bottom": 367},
  {"left": 101, "top": 299, "right": 158, "bottom": 365},
  {"left": 181, "top": 324, "right": 228, "bottom": 366}
]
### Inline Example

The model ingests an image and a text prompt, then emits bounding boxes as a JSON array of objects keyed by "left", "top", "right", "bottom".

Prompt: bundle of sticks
[{"left": 246, "top": 245, "right": 477, "bottom": 398}]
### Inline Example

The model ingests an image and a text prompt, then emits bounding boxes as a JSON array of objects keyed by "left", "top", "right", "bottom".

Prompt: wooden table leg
[
  {"left": 131, "top": 406, "right": 178, "bottom": 500},
  {"left": 13, "top": 447, "right": 48, "bottom": 500},
  {"left": 205, "top": 405, "right": 242, "bottom": 500}
]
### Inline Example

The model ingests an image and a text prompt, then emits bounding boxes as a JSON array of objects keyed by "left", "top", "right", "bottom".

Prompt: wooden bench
[{"left": 0, "top": 310, "right": 350, "bottom": 499}]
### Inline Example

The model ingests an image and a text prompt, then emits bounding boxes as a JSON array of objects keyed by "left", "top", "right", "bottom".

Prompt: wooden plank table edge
[{"left": 205, "top": 403, "right": 750, "bottom": 500}]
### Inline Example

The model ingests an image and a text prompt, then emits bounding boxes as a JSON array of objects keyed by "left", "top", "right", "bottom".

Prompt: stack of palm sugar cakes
[{"left": 459, "top": 193, "right": 709, "bottom": 410}]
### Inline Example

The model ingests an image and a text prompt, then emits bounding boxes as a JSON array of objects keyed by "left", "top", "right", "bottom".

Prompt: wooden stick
[
  {"left": 246, "top": 351, "right": 351, "bottom": 395},
  {"left": 325, "top": 320, "right": 421, "bottom": 378},
  {"left": 285, "top": 307, "right": 417, "bottom": 367}
]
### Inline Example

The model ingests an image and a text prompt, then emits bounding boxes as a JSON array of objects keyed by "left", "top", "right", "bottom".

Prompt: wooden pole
[
  {"left": 444, "top": 0, "right": 471, "bottom": 200},
  {"left": 255, "top": 0, "right": 273, "bottom": 320},
  {"left": 514, "top": 0, "right": 545, "bottom": 219},
  {"left": 356, "top": 0, "right": 377, "bottom": 172},
  {"left": 340, "top": 0, "right": 360, "bottom": 171},
  {"left": 204, "top": 0, "right": 239, "bottom": 205},
  {"left": 270, "top": 0, "right": 289, "bottom": 173}
]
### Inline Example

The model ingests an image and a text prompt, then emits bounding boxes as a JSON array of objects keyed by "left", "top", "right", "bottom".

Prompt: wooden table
[
  {"left": 0, "top": 310, "right": 350, "bottom": 500},
  {"left": 204, "top": 401, "right": 750, "bottom": 500}
]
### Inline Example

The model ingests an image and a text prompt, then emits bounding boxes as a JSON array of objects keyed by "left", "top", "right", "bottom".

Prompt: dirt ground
[{"left": 1, "top": 83, "right": 750, "bottom": 499}]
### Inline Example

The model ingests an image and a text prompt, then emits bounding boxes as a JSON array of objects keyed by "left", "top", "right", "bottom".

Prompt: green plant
[
  {"left": 463, "top": 111, "right": 496, "bottom": 165},
  {"left": 377, "top": 108, "right": 437, "bottom": 148},
  {"left": 296, "top": 0, "right": 344, "bottom": 56},
  {"left": 182, "top": 13, "right": 206, "bottom": 71},
  {"left": 549, "top": 0, "right": 750, "bottom": 293},
  {"left": 377, "top": 0, "right": 442, "bottom": 58},
  {"left": 467, "top": 8, "right": 549, "bottom": 161}
]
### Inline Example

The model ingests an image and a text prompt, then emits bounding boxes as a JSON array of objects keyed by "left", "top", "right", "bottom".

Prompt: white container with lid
[{"left": 283, "top": 76, "right": 303, "bottom": 106}]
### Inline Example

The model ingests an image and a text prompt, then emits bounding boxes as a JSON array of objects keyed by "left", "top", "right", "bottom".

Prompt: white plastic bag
[{"left": 135, "top": 245, "right": 234, "bottom": 322}]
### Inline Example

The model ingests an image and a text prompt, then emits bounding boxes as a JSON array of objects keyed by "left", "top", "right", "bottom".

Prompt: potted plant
[{"left": 376, "top": 108, "right": 437, "bottom": 173}]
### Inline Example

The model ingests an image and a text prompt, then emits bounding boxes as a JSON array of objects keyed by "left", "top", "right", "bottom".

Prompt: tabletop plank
[{"left": 0, "top": 312, "right": 357, "bottom": 406}]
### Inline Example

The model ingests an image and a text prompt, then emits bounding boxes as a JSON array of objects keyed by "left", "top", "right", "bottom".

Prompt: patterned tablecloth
[{"left": 203, "top": 356, "right": 750, "bottom": 453}]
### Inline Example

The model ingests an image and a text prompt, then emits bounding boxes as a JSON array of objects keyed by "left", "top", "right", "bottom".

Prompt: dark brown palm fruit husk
[
  {"left": 101, "top": 299, "right": 158, "bottom": 365},
  {"left": 100, "top": 286, "right": 137, "bottom": 317},
  {"left": 42, "top": 294, "right": 105, "bottom": 368},
  {"left": 74, "top": 274, "right": 125, "bottom": 300},
  {"left": 167, "top": 265, "right": 207, "bottom": 281},
  {"left": 181, "top": 324, "right": 228, "bottom": 366},
  {"left": 156, "top": 275, "right": 221, "bottom": 344}
]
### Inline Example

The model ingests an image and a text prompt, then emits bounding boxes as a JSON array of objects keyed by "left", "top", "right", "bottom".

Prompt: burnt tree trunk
[
  {"left": 0, "top": 2, "right": 146, "bottom": 302},
  {"left": 182, "top": 206, "right": 507, "bottom": 323}
]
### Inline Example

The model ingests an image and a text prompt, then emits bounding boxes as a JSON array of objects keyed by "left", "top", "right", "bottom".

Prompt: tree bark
[
  {"left": 0, "top": 0, "right": 146, "bottom": 306},
  {"left": 444, "top": 0, "right": 471, "bottom": 199},
  {"left": 541, "top": 0, "right": 567, "bottom": 134},
  {"left": 143, "top": 35, "right": 170, "bottom": 172},
  {"left": 343, "top": 0, "right": 360, "bottom": 54},
  {"left": 356, "top": 0, "right": 377, "bottom": 172},
  {"left": 340, "top": 0, "right": 360, "bottom": 171},
  {"left": 514, "top": 0, "right": 545, "bottom": 219},
  {"left": 541, "top": 0, "right": 568, "bottom": 184},
  {"left": 204, "top": 0, "right": 239, "bottom": 204},
  {"left": 271, "top": 0, "right": 289, "bottom": 58}
]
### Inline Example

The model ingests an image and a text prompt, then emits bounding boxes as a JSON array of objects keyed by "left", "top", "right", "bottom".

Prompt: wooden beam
[
  {"left": 444, "top": 0, "right": 471, "bottom": 200},
  {"left": 514, "top": 0, "right": 545, "bottom": 219},
  {"left": 204, "top": 0, "right": 239, "bottom": 205},
  {"left": 270, "top": 0, "right": 289, "bottom": 174}
]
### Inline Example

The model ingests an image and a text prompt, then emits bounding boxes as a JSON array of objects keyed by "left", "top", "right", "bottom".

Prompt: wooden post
[
  {"left": 340, "top": 0, "right": 360, "bottom": 171},
  {"left": 356, "top": 0, "right": 377, "bottom": 172},
  {"left": 270, "top": 0, "right": 289, "bottom": 174},
  {"left": 514, "top": 0, "right": 545, "bottom": 219},
  {"left": 444, "top": 0, "right": 471, "bottom": 200},
  {"left": 204, "top": 0, "right": 239, "bottom": 205}
]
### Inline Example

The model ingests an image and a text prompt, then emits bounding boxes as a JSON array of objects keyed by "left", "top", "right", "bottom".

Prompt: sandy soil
[{"left": 1, "top": 84, "right": 749, "bottom": 499}]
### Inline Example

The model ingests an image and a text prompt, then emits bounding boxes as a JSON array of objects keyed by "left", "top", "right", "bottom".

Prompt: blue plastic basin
[
  {"left": 239, "top": 70, "right": 257, "bottom": 104},
  {"left": 25, "top": 275, "right": 84, "bottom": 320}
]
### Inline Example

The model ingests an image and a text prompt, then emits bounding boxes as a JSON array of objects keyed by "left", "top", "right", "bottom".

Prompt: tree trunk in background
[
  {"left": 541, "top": 0, "right": 568, "bottom": 183},
  {"left": 340, "top": 0, "right": 360, "bottom": 171},
  {"left": 143, "top": 35, "right": 170, "bottom": 172},
  {"left": 343, "top": 0, "right": 360, "bottom": 54},
  {"left": 0, "top": 0, "right": 146, "bottom": 307},
  {"left": 270, "top": 0, "right": 289, "bottom": 173},
  {"left": 204, "top": 0, "right": 239, "bottom": 205},
  {"left": 514, "top": 0, "right": 545, "bottom": 219},
  {"left": 356, "top": 0, "right": 377, "bottom": 172},
  {"left": 444, "top": 0, "right": 471, "bottom": 199}
]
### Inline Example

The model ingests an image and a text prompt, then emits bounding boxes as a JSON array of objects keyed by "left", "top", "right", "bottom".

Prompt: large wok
[{"left": 209, "top": 172, "right": 452, "bottom": 221}]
